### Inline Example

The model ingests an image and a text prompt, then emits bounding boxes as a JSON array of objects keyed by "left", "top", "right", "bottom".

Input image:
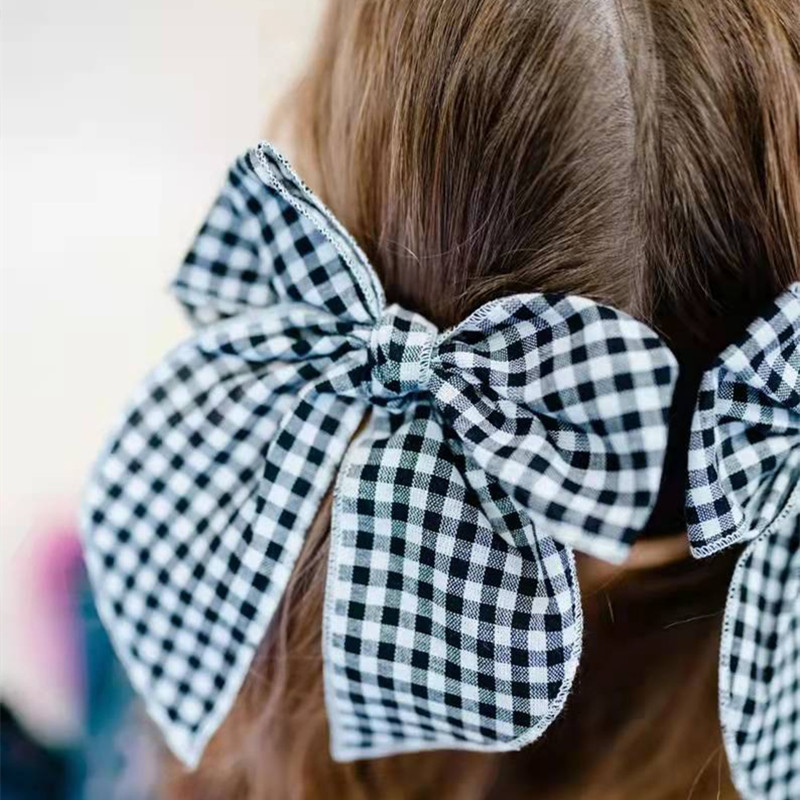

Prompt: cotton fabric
[{"left": 81, "top": 144, "right": 799, "bottom": 800}]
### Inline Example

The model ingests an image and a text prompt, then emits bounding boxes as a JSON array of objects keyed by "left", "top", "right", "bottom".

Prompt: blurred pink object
[{"left": 28, "top": 521, "right": 85, "bottom": 707}]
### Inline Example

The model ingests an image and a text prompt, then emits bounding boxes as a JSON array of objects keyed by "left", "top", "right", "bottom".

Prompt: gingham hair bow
[
  {"left": 687, "top": 283, "right": 800, "bottom": 800},
  {"left": 82, "top": 143, "right": 678, "bottom": 767}
]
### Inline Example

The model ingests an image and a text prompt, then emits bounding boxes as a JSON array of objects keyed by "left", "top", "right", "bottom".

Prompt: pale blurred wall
[{"left": 1, "top": 0, "right": 324, "bottom": 740}]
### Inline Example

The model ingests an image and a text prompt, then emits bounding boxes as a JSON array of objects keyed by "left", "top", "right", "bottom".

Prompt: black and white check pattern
[
  {"left": 686, "top": 284, "right": 800, "bottom": 800},
  {"left": 82, "top": 142, "right": 678, "bottom": 768},
  {"left": 720, "top": 513, "right": 799, "bottom": 800},
  {"left": 687, "top": 284, "right": 800, "bottom": 557},
  {"left": 327, "top": 403, "right": 582, "bottom": 758}
]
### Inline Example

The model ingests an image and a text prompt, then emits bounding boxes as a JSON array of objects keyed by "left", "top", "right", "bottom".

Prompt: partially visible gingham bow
[
  {"left": 687, "top": 283, "right": 800, "bottom": 800},
  {"left": 81, "top": 142, "right": 798, "bottom": 800}
]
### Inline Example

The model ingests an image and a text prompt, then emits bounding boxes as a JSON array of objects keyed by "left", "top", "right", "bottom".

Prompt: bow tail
[
  {"left": 720, "top": 512, "right": 800, "bottom": 800},
  {"left": 324, "top": 401, "right": 582, "bottom": 761},
  {"left": 81, "top": 318, "right": 367, "bottom": 767}
]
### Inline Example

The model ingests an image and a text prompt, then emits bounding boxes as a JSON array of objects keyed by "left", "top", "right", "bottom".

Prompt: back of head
[
  {"left": 162, "top": 1, "right": 800, "bottom": 798},
  {"left": 291, "top": 0, "right": 799, "bottom": 351}
]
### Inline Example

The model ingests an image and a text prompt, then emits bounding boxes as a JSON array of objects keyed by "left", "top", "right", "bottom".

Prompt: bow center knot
[{"left": 365, "top": 304, "right": 439, "bottom": 408}]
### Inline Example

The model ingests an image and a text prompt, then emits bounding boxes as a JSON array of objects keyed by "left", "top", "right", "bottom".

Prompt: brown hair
[{"left": 162, "top": 1, "right": 800, "bottom": 798}]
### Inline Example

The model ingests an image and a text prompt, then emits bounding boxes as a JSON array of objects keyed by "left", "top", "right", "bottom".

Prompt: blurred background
[{"left": 1, "top": 0, "right": 322, "bottom": 793}]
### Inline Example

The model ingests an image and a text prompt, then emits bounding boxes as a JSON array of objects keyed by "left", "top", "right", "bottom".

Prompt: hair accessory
[
  {"left": 687, "top": 283, "right": 800, "bottom": 800},
  {"left": 81, "top": 143, "right": 677, "bottom": 767}
]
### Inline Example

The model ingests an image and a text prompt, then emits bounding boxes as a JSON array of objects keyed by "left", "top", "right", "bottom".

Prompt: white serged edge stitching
[
  {"left": 322, "top": 409, "right": 586, "bottom": 762},
  {"left": 249, "top": 142, "right": 386, "bottom": 321},
  {"left": 716, "top": 479, "right": 800, "bottom": 800}
]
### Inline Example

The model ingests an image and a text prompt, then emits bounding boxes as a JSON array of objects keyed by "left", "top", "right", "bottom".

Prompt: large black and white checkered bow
[
  {"left": 82, "top": 142, "right": 678, "bottom": 768},
  {"left": 687, "top": 284, "right": 800, "bottom": 800}
]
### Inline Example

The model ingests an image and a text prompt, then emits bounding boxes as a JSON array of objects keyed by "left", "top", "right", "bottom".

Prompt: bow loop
[
  {"left": 429, "top": 294, "right": 678, "bottom": 563},
  {"left": 687, "top": 284, "right": 800, "bottom": 556},
  {"left": 172, "top": 143, "right": 383, "bottom": 329}
]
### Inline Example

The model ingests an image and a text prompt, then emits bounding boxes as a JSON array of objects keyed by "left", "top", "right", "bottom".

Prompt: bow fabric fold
[
  {"left": 82, "top": 141, "right": 680, "bottom": 767},
  {"left": 687, "top": 284, "right": 800, "bottom": 556},
  {"left": 687, "top": 283, "right": 800, "bottom": 800}
]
